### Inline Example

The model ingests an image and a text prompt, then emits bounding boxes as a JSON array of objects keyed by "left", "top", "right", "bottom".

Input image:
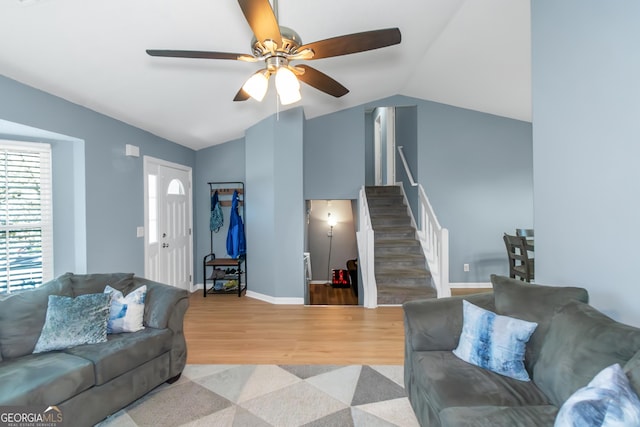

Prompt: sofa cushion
[
  {"left": 555, "top": 363, "right": 640, "bottom": 427},
  {"left": 70, "top": 273, "right": 134, "bottom": 296},
  {"left": 453, "top": 300, "right": 538, "bottom": 381},
  {"left": 412, "top": 350, "right": 550, "bottom": 418},
  {"left": 439, "top": 405, "right": 558, "bottom": 427},
  {"left": 534, "top": 300, "right": 640, "bottom": 407},
  {"left": 0, "top": 352, "right": 95, "bottom": 405},
  {"left": 491, "top": 274, "right": 589, "bottom": 372},
  {"left": 63, "top": 327, "right": 172, "bottom": 385},
  {"left": 33, "top": 293, "right": 112, "bottom": 353},
  {"left": 0, "top": 274, "right": 73, "bottom": 359}
]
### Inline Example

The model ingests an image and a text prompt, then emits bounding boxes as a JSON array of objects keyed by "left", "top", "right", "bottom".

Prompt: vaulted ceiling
[{"left": 0, "top": 0, "right": 530, "bottom": 150}]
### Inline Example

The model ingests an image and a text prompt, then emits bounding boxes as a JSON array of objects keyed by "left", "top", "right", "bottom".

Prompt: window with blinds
[{"left": 0, "top": 141, "right": 53, "bottom": 294}]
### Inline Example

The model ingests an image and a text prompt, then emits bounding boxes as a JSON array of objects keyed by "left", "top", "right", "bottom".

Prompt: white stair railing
[
  {"left": 356, "top": 186, "right": 377, "bottom": 308},
  {"left": 416, "top": 185, "right": 450, "bottom": 298},
  {"left": 397, "top": 146, "right": 450, "bottom": 298}
]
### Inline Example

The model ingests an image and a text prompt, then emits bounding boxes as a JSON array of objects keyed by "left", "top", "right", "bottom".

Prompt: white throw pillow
[
  {"left": 104, "top": 285, "right": 147, "bottom": 333},
  {"left": 555, "top": 363, "right": 640, "bottom": 427},
  {"left": 453, "top": 300, "right": 538, "bottom": 381}
]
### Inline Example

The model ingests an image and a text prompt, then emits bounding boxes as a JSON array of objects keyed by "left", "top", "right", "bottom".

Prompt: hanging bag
[
  {"left": 210, "top": 190, "right": 224, "bottom": 232},
  {"left": 226, "top": 190, "right": 246, "bottom": 259}
]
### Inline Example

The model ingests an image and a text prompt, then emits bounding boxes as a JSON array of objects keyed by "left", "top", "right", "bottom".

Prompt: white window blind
[{"left": 0, "top": 140, "right": 53, "bottom": 293}]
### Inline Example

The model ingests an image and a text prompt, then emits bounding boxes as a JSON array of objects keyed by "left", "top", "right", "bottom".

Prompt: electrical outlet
[{"left": 463, "top": 263, "right": 470, "bottom": 272}]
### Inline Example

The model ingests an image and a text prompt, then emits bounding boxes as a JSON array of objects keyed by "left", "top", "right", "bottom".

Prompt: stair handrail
[
  {"left": 396, "top": 145, "right": 449, "bottom": 297},
  {"left": 416, "top": 184, "right": 450, "bottom": 298},
  {"left": 356, "top": 186, "right": 378, "bottom": 308},
  {"left": 397, "top": 146, "right": 418, "bottom": 187}
]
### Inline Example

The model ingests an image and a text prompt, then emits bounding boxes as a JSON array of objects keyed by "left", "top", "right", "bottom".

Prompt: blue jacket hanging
[
  {"left": 226, "top": 190, "right": 246, "bottom": 259},
  {"left": 210, "top": 190, "right": 223, "bottom": 232}
]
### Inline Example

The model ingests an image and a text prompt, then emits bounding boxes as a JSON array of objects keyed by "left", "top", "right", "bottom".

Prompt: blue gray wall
[
  {"left": 415, "top": 100, "right": 533, "bottom": 283},
  {"left": 245, "top": 108, "right": 305, "bottom": 298},
  {"left": 395, "top": 106, "right": 419, "bottom": 221},
  {"left": 305, "top": 95, "right": 533, "bottom": 284},
  {"left": 304, "top": 106, "right": 365, "bottom": 200},
  {"left": 0, "top": 75, "right": 195, "bottom": 277},
  {"left": 193, "top": 138, "right": 245, "bottom": 285},
  {"left": 532, "top": 0, "right": 640, "bottom": 326},
  {"left": 2, "top": 74, "right": 533, "bottom": 297}
]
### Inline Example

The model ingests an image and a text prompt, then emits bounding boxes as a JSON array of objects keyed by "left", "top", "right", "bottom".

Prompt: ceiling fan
[{"left": 146, "top": 0, "right": 401, "bottom": 105}]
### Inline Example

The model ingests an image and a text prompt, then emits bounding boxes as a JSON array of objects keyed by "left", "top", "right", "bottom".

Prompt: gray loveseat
[
  {"left": 0, "top": 273, "right": 189, "bottom": 427},
  {"left": 403, "top": 274, "right": 640, "bottom": 426}
]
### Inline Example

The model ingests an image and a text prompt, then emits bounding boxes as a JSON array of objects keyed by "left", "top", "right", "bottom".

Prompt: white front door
[{"left": 144, "top": 157, "right": 193, "bottom": 290}]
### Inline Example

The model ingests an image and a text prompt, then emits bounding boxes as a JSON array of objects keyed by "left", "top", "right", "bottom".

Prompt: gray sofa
[
  {"left": 0, "top": 272, "right": 189, "bottom": 427},
  {"left": 403, "top": 274, "right": 640, "bottom": 427}
]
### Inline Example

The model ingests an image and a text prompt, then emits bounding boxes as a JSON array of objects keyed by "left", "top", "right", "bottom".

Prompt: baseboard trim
[
  {"left": 246, "top": 290, "right": 304, "bottom": 305},
  {"left": 309, "top": 280, "right": 331, "bottom": 285},
  {"left": 448, "top": 282, "right": 492, "bottom": 289},
  {"left": 191, "top": 285, "right": 303, "bottom": 304}
]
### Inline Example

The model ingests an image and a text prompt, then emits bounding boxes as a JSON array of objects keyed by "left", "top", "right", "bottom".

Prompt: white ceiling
[{"left": 0, "top": 0, "right": 531, "bottom": 151}]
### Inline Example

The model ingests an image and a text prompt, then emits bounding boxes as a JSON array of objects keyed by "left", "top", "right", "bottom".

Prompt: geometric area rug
[{"left": 95, "top": 365, "right": 420, "bottom": 427}]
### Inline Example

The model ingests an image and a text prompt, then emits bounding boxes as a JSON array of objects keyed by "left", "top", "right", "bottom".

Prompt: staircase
[{"left": 365, "top": 186, "right": 437, "bottom": 304}]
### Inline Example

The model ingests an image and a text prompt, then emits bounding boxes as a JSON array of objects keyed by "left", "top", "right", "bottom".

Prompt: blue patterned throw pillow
[
  {"left": 453, "top": 300, "right": 538, "bottom": 381},
  {"left": 104, "top": 285, "right": 147, "bottom": 333},
  {"left": 555, "top": 363, "right": 640, "bottom": 427},
  {"left": 33, "top": 293, "right": 111, "bottom": 353}
]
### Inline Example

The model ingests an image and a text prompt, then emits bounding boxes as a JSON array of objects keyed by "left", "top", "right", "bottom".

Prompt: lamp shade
[
  {"left": 275, "top": 67, "right": 301, "bottom": 105},
  {"left": 242, "top": 71, "right": 269, "bottom": 102},
  {"left": 327, "top": 214, "right": 337, "bottom": 227}
]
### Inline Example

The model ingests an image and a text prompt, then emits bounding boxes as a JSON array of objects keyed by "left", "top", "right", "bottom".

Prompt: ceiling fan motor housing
[{"left": 251, "top": 26, "right": 302, "bottom": 57}]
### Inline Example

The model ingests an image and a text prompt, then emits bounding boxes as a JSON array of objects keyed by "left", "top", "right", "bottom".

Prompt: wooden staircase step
[
  {"left": 364, "top": 185, "right": 437, "bottom": 304},
  {"left": 377, "top": 283, "right": 438, "bottom": 305}
]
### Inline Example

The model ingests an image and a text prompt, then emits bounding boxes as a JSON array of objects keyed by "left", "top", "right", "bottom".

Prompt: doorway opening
[
  {"left": 373, "top": 107, "right": 396, "bottom": 186},
  {"left": 305, "top": 199, "right": 358, "bottom": 305}
]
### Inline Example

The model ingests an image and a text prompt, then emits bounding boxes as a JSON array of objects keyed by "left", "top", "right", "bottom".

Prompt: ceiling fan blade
[
  {"left": 237, "top": 0, "right": 282, "bottom": 49},
  {"left": 146, "top": 49, "right": 257, "bottom": 62},
  {"left": 295, "top": 65, "right": 349, "bottom": 98},
  {"left": 234, "top": 87, "right": 251, "bottom": 102},
  {"left": 296, "top": 28, "right": 401, "bottom": 60}
]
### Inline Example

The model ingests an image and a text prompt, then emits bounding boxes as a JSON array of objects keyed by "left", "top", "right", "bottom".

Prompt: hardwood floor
[
  {"left": 450, "top": 287, "right": 492, "bottom": 296},
  {"left": 184, "top": 292, "right": 404, "bottom": 365},
  {"left": 183, "top": 287, "right": 492, "bottom": 365}
]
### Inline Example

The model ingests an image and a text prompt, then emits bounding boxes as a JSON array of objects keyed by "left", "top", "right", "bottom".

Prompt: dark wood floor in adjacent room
[{"left": 308, "top": 283, "right": 358, "bottom": 305}]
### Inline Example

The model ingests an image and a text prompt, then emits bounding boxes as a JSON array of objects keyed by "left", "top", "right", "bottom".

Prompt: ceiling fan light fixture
[
  {"left": 278, "top": 88, "right": 301, "bottom": 105},
  {"left": 242, "top": 70, "right": 269, "bottom": 102},
  {"left": 275, "top": 66, "right": 301, "bottom": 105}
]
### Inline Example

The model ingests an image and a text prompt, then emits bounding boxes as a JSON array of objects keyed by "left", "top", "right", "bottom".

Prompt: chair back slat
[{"left": 503, "top": 233, "right": 534, "bottom": 282}]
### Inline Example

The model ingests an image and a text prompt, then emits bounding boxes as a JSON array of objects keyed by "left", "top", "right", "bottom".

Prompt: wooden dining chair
[{"left": 503, "top": 233, "right": 535, "bottom": 282}]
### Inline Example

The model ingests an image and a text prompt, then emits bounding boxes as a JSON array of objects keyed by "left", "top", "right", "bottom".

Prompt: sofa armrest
[
  {"left": 403, "top": 292, "right": 495, "bottom": 352},
  {"left": 138, "top": 278, "right": 189, "bottom": 330},
  {"left": 134, "top": 278, "right": 189, "bottom": 377}
]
